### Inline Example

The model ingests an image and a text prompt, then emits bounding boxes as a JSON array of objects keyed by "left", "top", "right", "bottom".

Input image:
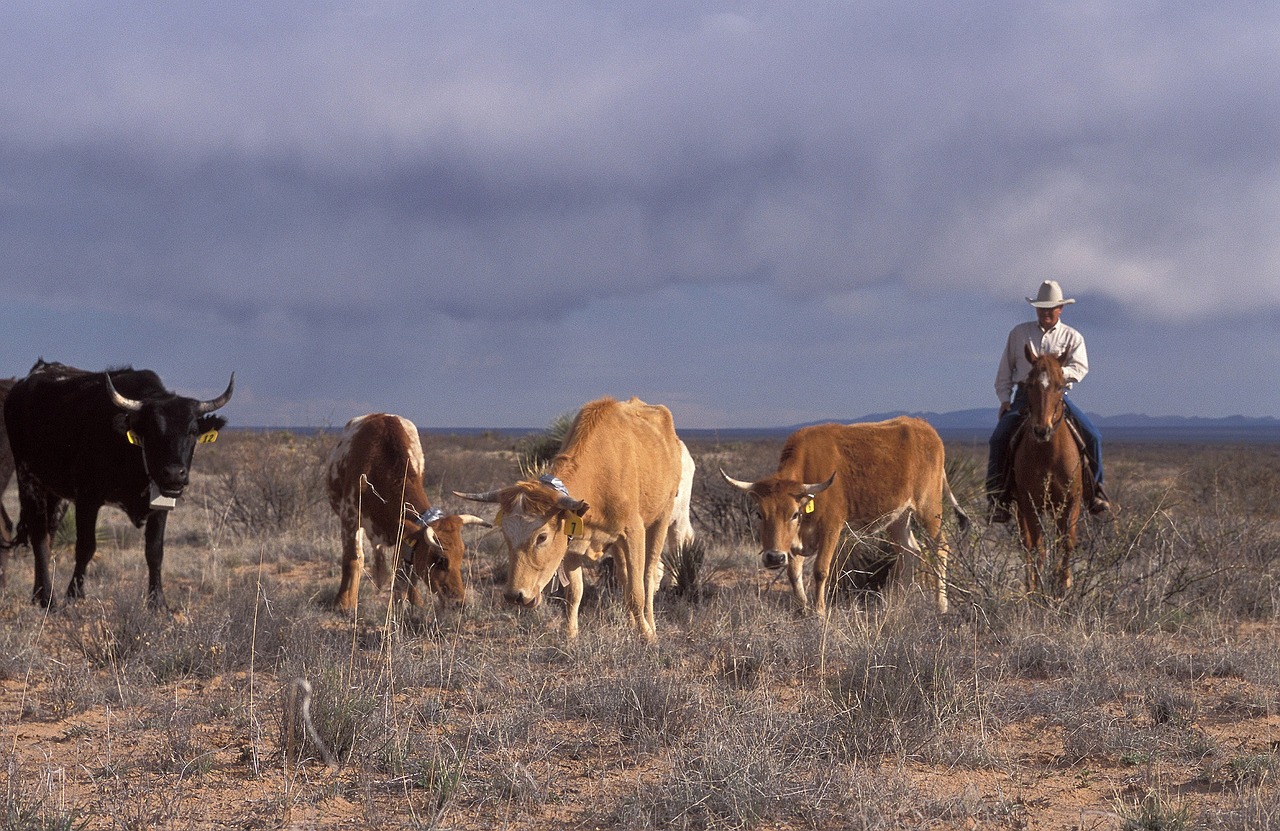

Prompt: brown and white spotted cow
[
  {"left": 457, "top": 397, "right": 683, "bottom": 642},
  {"left": 722, "top": 417, "right": 969, "bottom": 616},
  {"left": 325, "top": 413, "right": 489, "bottom": 610}
]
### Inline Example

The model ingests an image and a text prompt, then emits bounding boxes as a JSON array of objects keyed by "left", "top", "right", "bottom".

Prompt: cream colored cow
[{"left": 458, "top": 397, "right": 682, "bottom": 642}]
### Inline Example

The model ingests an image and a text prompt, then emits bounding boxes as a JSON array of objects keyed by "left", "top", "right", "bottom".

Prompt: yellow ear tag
[
  {"left": 494, "top": 509, "right": 505, "bottom": 526},
  {"left": 198, "top": 430, "right": 218, "bottom": 444},
  {"left": 563, "top": 513, "right": 584, "bottom": 537},
  {"left": 126, "top": 430, "right": 141, "bottom": 446},
  {"left": 804, "top": 499, "right": 815, "bottom": 514}
]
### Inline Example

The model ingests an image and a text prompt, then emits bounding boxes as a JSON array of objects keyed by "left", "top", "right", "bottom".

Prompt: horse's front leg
[
  {"left": 1016, "top": 501, "right": 1045, "bottom": 596},
  {"left": 1054, "top": 502, "right": 1081, "bottom": 597}
]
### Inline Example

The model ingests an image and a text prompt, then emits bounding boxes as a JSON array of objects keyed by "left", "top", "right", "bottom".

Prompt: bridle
[{"left": 1027, "top": 367, "right": 1067, "bottom": 441}]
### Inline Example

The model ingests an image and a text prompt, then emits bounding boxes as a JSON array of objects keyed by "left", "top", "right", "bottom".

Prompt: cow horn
[
  {"left": 453, "top": 489, "right": 504, "bottom": 503},
  {"left": 104, "top": 373, "right": 143, "bottom": 412},
  {"left": 719, "top": 468, "right": 755, "bottom": 492},
  {"left": 803, "top": 473, "right": 837, "bottom": 495},
  {"left": 459, "top": 514, "right": 492, "bottom": 528},
  {"left": 196, "top": 373, "right": 235, "bottom": 414},
  {"left": 556, "top": 495, "right": 589, "bottom": 515}
]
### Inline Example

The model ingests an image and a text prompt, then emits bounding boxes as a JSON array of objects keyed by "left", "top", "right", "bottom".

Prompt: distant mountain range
[
  {"left": 294, "top": 410, "right": 1280, "bottom": 443},
  {"left": 849, "top": 409, "right": 1280, "bottom": 431},
  {"left": 664, "top": 410, "right": 1280, "bottom": 443}
]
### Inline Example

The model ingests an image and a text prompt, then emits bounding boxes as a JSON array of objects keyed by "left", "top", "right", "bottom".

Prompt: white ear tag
[
  {"left": 127, "top": 430, "right": 141, "bottom": 446},
  {"left": 563, "top": 514, "right": 584, "bottom": 537},
  {"left": 198, "top": 430, "right": 218, "bottom": 444}
]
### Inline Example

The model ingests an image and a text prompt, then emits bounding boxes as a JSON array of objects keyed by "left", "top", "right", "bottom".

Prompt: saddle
[{"left": 1000, "top": 412, "right": 1099, "bottom": 503}]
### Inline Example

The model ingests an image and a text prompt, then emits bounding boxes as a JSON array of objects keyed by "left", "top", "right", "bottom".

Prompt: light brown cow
[
  {"left": 326, "top": 413, "right": 489, "bottom": 610},
  {"left": 456, "top": 396, "right": 682, "bottom": 642},
  {"left": 722, "top": 417, "right": 969, "bottom": 616}
]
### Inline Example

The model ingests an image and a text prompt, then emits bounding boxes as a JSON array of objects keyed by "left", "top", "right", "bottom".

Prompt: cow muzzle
[
  {"left": 504, "top": 587, "right": 541, "bottom": 608},
  {"left": 762, "top": 549, "right": 789, "bottom": 569}
]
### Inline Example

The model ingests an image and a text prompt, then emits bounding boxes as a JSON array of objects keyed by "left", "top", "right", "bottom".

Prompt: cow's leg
[
  {"left": 395, "top": 543, "right": 424, "bottom": 607},
  {"left": 65, "top": 501, "right": 102, "bottom": 601},
  {"left": 562, "top": 552, "right": 586, "bottom": 639},
  {"left": 142, "top": 510, "right": 169, "bottom": 610},
  {"left": 334, "top": 522, "right": 363, "bottom": 610},
  {"left": 642, "top": 518, "right": 669, "bottom": 639},
  {"left": 0, "top": 503, "right": 12, "bottom": 590},
  {"left": 785, "top": 550, "right": 809, "bottom": 612},
  {"left": 917, "top": 508, "right": 950, "bottom": 613},
  {"left": 18, "top": 477, "right": 60, "bottom": 607},
  {"left": 616, "top": 529, "right": 655, "bottom": 642},
  {"left": 810, "top": 528, "right": 844, "bottom": 618},
  {"left": 885, "top": 515, "right": 925, "bottom": 608}
]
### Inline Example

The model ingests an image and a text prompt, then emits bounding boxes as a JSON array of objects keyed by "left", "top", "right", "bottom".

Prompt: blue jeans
[{"left": 987, "top": 389, "right": 1104, "bottom": 498}]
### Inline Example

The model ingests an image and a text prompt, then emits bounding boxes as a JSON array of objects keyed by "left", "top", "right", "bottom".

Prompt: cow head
[
  {"left": 107, "top": 372, "right": 234, "bottom": 499},
  {"left": 721, "top": 469, "right": 835, "bottom": 569},
  {"left": 454, "top": 480, "right": 589, "bottom": 607},
  {"left": 403, "top": 513, "right": 490, "bottom": 604}
]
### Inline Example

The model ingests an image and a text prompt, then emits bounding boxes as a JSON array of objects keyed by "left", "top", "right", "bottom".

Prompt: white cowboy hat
[{"left": 1027, "top": 279, "right": 1076, "bottom": 308}]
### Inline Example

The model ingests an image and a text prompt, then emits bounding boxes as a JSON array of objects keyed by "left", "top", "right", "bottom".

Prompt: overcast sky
[{"left": 3, "top": 2, "right": 1277, "bottom": 429}]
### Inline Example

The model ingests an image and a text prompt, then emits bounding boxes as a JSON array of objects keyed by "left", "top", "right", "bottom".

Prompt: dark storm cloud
[{"left": 2, "top": 2, "right": 1277, "bottom": 424}]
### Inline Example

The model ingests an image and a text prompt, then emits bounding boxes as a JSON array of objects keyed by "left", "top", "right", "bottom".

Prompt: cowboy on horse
[{"left": 987, "top": 280, "right": 1111, "bottom": 523}]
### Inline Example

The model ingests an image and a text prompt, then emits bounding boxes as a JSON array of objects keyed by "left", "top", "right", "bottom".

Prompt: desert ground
[{"left": 2, "top": 429, "right": 1278, "bottom": 830}]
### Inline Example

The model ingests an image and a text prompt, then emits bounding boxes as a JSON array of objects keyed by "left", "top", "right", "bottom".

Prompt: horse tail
[{"left": 942, "top": 470, "right": 971, "bottom": 533}]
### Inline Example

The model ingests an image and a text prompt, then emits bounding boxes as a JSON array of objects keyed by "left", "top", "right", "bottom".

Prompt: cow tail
[{"left": 943, "top": 472, "right": 971, "bottom": 533}]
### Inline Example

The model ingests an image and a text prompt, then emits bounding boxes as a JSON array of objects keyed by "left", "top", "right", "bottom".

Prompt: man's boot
[{"left": 1089, "top": 481, "right": 1112, "bottom": 515}]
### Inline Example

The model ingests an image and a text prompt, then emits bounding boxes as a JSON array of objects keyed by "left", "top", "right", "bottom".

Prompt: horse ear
[
  {"left": 1056, "top": 351, "right": 1069, "bottom": 364},
  {"left": 1024, "top": 342, "right": 1038, "bottom": 362}
]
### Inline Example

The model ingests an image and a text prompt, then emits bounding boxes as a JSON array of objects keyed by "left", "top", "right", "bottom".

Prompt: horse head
[{"left": 1023, "top": 343, "right": 1068, "bottom": 443}]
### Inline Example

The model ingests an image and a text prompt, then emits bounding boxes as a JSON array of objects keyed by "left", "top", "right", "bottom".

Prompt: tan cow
[
  {"left": 456, "top": 396, "right": 682, "bottom": 641},
  {"left": 721, "top": 417, "right": 969, "bottom": 616},
  {"left": 326, "top": 413, "right": 489, "bottom": 610}
]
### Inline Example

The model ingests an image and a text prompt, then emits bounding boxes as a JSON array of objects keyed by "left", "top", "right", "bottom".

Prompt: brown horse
[{"left": 1011, "top": 344, "right": 1084, "bottom": 597}]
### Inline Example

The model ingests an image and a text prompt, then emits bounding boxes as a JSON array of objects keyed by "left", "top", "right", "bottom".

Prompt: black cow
[
  {"left": 4, "top": 359, "right": 233, "bottom": 608},
  {"left": 0, "top": 377, "right": 16, "bottom": 588}
]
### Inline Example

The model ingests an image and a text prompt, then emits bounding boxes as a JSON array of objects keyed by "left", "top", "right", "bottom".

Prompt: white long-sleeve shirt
[{"left": 995, "top": 320, "right": 1089, "bottom": 405}]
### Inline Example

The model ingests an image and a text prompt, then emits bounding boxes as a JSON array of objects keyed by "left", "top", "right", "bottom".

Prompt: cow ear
[
  {"left": 112, "top": 413, "right": 132, "bottom": 436},
  {"left": 197, "top": 414, "right": 227, "bottom": 434}
]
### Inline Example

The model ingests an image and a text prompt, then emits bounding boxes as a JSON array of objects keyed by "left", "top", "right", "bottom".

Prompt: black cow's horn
[
  {"left": 105, "top": 373, "right": 143, "bottom": 412},
  {"left": 196, "top": 373, "right": 235, "bottom": 414}
]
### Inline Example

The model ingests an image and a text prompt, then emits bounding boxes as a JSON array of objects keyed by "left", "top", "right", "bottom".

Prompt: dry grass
[{"left": 1, "top": 432, "right": 1278, "bottom": 830}]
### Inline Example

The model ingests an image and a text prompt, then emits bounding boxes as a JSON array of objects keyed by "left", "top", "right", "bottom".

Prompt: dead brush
[
  {"left": 515, "top": 411, "right": 576, "bottom": 478},
  {"left": 209, "top": 430, "right": 333, "bottom": 535},
  {"left": 823, "top": 619, "right": 979, "bottom": 760}
]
